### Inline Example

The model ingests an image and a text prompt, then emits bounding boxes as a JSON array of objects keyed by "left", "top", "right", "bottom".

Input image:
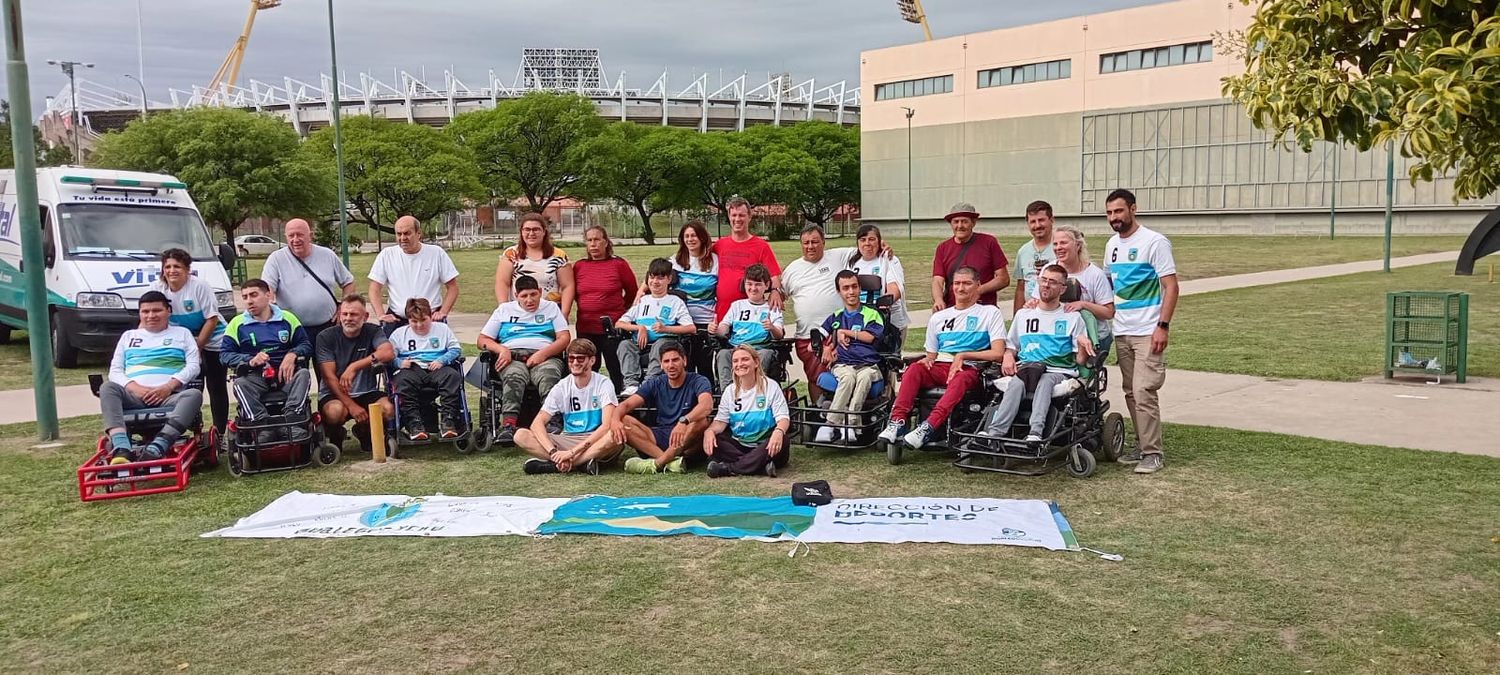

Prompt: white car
[{"left": 234, "top": 234, "right": 282, "bottom": 256}]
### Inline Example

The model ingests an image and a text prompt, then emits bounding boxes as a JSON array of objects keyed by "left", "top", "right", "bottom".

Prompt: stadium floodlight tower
[
  {"left": 896, "top": 0, "right": 933, "bottom": 41},
  {"left": 519, "top": 48, "right": 605, "bottom": 93}
]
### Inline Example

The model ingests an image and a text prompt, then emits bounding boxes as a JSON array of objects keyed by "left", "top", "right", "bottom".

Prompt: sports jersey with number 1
[
  {"left": 924, "top": 303, "right": 1007, "bottom": 362},
  {"left": 543, "top": 371, "right": 618, "bottom": 434}
]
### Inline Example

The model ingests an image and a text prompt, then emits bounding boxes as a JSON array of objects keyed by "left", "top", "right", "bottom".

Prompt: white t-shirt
[
  {"left": 543, "top": 371, "right": 617, "bottom": 435},
  {"left": 151, "top": 276, "right": 223, "bottom": 352},
  {"left": 368, "top": 243, "right": 460, "bottom": 315},
  {"left": 1104, "top": 225, "right": 1176, "bottom": 337},
  {"left": 389, "top": 322, "right": 461, "bottom": 368},
  {"left": 672, "top": 254, "right": 719, "bottom": 326},
  {"left": 622, "top": 293, "right": 692, "bottom": 342},
  {"left": 781, "top": 247, "right": 856, "bottom": 339},
  {"left": 721, "top": 298, "right": 784, "bottom": 347},
  {"left": 849, "top": 254, "right": 908, "bottom": 329},
  {"left": 924, "top": 303, "right": 1007, "bottom": 362},
  {"left": 714, "top": 378, "right": 790, "bottom": 443},
  {"left": 109, "top": 325, "right": 200, "bottom": 388},
  {"left": 1071, "top": 263, "right": 1114, "bottom": 341},
  {"left": 482, "top": 300, "right": 571, "bottom": 351}
]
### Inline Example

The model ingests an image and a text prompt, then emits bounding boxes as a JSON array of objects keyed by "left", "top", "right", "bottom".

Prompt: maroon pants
[{"left": 890, "top": 361, "right": 981, "bottom": 428}]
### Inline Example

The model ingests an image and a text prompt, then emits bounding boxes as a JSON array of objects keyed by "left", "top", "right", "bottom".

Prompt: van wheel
[
  {"left": 0, "top": 324, "right": 11, "bottom": 344},
  {"left": 51, "top": 322, "right": 79, "bottom": 368}
]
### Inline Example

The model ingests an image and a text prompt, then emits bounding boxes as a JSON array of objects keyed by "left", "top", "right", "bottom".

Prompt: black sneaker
[
  {"left": 582, "top": 459, "right": 601, "bottom": 476},
  {"left": 764, "top": 461, "right": 778, "bottom": 478},
  {"left": 495, "top": 422, "right": 517, "bottom": 446},
  {"left": 352, "top": 426, "right": 372, "bottom": 456},
  {"left": 440, "top": 421, "right": 459, "bottom": 439},
  {"left": 405, "top": 425, "right": 429, "bottom": 442},
  {"left": 523, "top": 458, "right": 559, "bottom": 475},
  {"left": 139, "top": 444, "right": 166, "bottom": 461},
  {"left": 706, "top": 461, "right": 732, "bottom": 479},
  {"left": 108, "top": 448, "right": 136, "bottom": 464}
]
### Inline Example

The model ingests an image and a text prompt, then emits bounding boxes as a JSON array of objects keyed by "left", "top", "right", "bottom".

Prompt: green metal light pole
[
  {"left": 902, "top": 106, "right": 914, "bottom": 239},
  {"left": 1383, "top": 139, "right": 1394, "bottom": 273},
  {"left": 327, "top": 0, "right": 349, "bottom": 266},
  {"left": 3, "top": 0, "right": 60, "bottom": 440},
  {"left": 1328, "top": 143, "right": 1339, "bottom": 240}
]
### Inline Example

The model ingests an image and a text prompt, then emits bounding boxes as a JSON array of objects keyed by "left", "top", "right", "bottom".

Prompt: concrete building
[{"left": 859, "top": 0, "right": 1498, "bottom": 236}]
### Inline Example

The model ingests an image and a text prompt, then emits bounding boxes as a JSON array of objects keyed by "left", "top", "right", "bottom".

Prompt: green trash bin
[
  {"left": 1386, "top": 291, "right": 1468, "bottom": 383},
  {"left": 231, "top": 257, "right": 248, "bottom": 287}
]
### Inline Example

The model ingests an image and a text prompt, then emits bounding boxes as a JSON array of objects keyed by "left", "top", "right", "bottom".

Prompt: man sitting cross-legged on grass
[
  {"left": 389, "top": 298, "right": 465, "bottom": 441},
  {"left": 612, "top": 340, "right": 715, "bottom": 475},
  {"left": 100, "top": 290, "right": 203, "bottom": 464},
  {"left": 477, "top": 274, "right": 572, "bottom": 445},
  {"left": 816, "top": 270, "right": 886, "bottom": 443},
  {"left": 616, "top": 258, "right": 695, "bottom": 397},
  {"left": 709, "top": 262, "right": 785, "bottom": 390},
  {"left": 980, "top": 264, "right": 1095, "bottom": 445},
  {"left": 878, "top": 266, "right": 1008, "bottom": 450},
  {"left": 516, "top": 339, "right": 625, "bottom": 475}
]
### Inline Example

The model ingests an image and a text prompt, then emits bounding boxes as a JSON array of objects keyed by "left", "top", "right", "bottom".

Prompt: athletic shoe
[
  {"left": 440, "top": 422, "right": 459, "bottom": 439},
  {"left": 624, "top": 457, "right": 657, "bottom": 474},
  {"left": 405, "top": 426, "right": 429, "bottom": 442},
  {"left": 582, "top": 459, "right": 602, "bottom": 476},
  {"left": 287, "top": 426, "right": 311, "bottom": 443},
  {"left": 523, "top": 458, "right": 559, "bottom": 475},
  {"left": 844, "top": 428, "right": 860, "bottom": 444},
  {"left": 495, "top": 422, "right": 517, "bottom": 446},
  {"left": 877, "top": 421, "right": 905, "bottom": 444},
  {"left": 663, "top": 457, "right": 686, "bottom": 474},
  {"left": 1116, "top": 446, "right": 1142, "bottom": 465},
  {"left": 764, "top": 461, "right": 778, "bottom": 478},
  {"left": 139, "top": 444, "right": 166, "bottom": 461},
  {"left": 706, "top": 461, "right": 732, "bottom": 478},
  {"left": 1134, "top": 454, "right": 1164, "bottom": 474},
  {"left": 108, "top": 448, "right": 135, "bottom": 465},
  {"left": 814, "top": 426, "right": 837, "bottom": 443},
  {"left": 902, "top": 422, "right": 933, "bottom": 449},
  {"left": 324, "top": 424, "right": 347, "bottom": 449},
  {"left": 621, "top": 385, "right": 639, "bottom": 397},
  {"left": 1024, "top": 434, "right": 1043, "bottom": 443}
]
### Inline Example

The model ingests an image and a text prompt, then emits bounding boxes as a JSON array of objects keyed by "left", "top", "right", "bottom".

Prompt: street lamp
[
  {"left": 327, "top": 0, "right": 350, "bottom": 266},
  {"left": 47, "top": 59, "right": 93, "bottom": 164},
  {"left": 902, "top": 106, "right": 915, "bottom": 239},
  {"left": 123, "top": 73, "right": 147, "bottom": 117}
]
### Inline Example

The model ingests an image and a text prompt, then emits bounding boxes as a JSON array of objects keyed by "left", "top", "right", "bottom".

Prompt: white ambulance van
[{"left": 0, "top": 168, "right": 238, "bottom": 367}]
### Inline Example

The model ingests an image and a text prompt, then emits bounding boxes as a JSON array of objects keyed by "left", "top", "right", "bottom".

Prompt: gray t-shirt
[
  {"left": 262, "top": 245, "right": 355, "bottom": 326},
  {"left": 315, "top": 323, "right": 389, "bottom": 399}
]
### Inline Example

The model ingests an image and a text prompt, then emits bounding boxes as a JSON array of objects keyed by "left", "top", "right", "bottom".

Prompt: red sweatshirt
[{"left": 574, "top": 256, "right": 637, "bottom": 334}]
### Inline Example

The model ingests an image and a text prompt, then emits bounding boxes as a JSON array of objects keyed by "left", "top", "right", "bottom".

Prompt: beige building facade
[{"left": 860, "top": 0, "right": 1497, "bottom": 236}]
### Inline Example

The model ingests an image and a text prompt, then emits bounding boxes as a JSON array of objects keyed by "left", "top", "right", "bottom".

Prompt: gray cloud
[{"left": 7, "top": 0, "right": 1159, "bottom": 116}]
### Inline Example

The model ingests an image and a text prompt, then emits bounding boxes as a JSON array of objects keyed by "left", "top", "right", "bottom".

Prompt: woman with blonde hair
[
  {"left": 1050, "top": 224, "right": 1116, "bottom": 352},
  {"left": 702, "top": 345, "right": 791, "bottom": 478}
]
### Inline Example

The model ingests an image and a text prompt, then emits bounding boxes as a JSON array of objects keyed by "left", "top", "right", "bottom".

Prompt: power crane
[
  {"left": 896, "top": 0, "right": 933, "bottom": 41},
  {"left": 205, "top": 0, "right": 283, "bottom": 94}
]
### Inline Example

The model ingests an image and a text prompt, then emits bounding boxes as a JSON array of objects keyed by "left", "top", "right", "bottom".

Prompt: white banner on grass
[
  {"left": 794, "top": 497, "right": 1078, "bottom": 550},
  {"left": 200, "top": 491, "right": 568, "bottom": 539}
]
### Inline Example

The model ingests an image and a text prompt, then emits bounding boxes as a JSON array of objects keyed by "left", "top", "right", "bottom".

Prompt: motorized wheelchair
[
  {"left": 950, "top": 282, "right": 1125, "bottom": 478},
  {"left": 789, "top": 274, "right": 908, "bottom": 450},
  {"left": 77, "top": 375, "right": 218, "bottom": 502},
  {"left": 467, "top": 351, "right": 548, "bottom": 453},
  {"left": 601, "top": 314, "right": 796, "bottom": 398},
  {"left": 222, "top": 361, "right": 339, "bottom": 476},
  {"left": 386, "top": 358, "right": 477, "bottom": 455}
]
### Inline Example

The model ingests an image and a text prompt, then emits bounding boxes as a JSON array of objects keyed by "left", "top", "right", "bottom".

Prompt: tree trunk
[{"left": 633, "top": 202, "right": 656, "bottom": 245}]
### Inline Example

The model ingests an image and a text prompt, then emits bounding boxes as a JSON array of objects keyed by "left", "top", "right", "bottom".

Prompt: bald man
[
  {"left": 368, "top": 215, "right": 460, "bottom": 335},
  {"left": 261, "top": 218, "right": 356, "bottom": 344}
]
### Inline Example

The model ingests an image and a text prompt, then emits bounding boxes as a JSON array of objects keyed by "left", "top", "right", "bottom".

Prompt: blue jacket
[{"left": 219, "top": 305, "right": 313, "bottom": 368}]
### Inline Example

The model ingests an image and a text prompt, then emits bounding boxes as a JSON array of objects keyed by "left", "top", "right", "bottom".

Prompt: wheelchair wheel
[
  {"left": 1067, "top": 445, "right": 1096, "bottom": 478},
  {"left": 315, "top": 441, "right": 341, "bottom": 466},
  {"left": 1101, "top": 412, "right": 1126, "bottom": 462},
  {"left": 455, "top": 434, "right": 476, "bottom": 454},
  {"left": 883, "top": 439, "right": 904, "bottom": 465},
  {"left": 223, "top": 443, "right": 245, "bottom": 478}
]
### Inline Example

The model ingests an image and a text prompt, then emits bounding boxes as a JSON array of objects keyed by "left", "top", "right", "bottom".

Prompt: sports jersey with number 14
[{"left": 924, "top": 303, "right": 1007, "bottom": 362}]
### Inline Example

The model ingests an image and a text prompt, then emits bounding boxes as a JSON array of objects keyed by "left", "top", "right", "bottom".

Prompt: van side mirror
[
  {"left": 43, "top": 238, "right": 55, "bottom": 269},
  {"left": 218, "top": 242, "right": 238, "bottom": 270}
]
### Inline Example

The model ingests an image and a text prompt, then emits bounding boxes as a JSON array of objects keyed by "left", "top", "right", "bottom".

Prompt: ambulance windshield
[{"left": 59, "top": 204, "right": 216, "bottom": 260}]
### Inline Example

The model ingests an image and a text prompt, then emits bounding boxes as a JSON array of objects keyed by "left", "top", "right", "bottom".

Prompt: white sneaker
[
  {"left": 1024, "top": 434, "right": 1043, "bottom": 443},
  {"left": 877, "top": 421, "right": 905, "bottom": 443},
  {"left": 844, "top": 428, "right": 859, "bottom": 443},
  {"left": 814, "top": 426, "right": 837, "bottom": 443},
  {"left": 621, "top": 385, "right": 639, "bottom": 397},
  {"left": 903, "top": 422, "right": 933, "bottom": 449}
]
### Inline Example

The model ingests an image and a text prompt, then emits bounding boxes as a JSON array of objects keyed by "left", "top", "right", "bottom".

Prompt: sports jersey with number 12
[
  {"left": 543, "top": 371, "right": 618, "bottom": 434},
  {"left": 924, "top": 303, "right": 1007, "bottom": 361}
]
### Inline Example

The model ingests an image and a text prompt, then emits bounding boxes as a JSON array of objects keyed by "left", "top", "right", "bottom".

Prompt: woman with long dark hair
[
  {"left": 671, "top": 220, "right": 718, "bottom": 377},
  {"left": 496, "top": 213, "right": 575, "bottom": 318},
  {"left": 573, "top": 226, "right": 637, "bottom": 391},
  {"left": 848, "top": 224, "right": 909, "bottom": 347}
]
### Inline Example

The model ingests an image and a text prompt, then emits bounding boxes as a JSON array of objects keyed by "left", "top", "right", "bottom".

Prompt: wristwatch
[
  {"left": 678, "top": 416, "right": 692, "bottom": 426},
  {"left": 1157, "top": 321, "right": 1171, "bottom": 330}
]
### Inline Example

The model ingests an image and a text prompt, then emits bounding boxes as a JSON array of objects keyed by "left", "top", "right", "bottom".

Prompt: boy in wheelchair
[
  {"left": 815, "top": 270, "right": 886, "bottom": 443},
  {"left": 979, "top": 264, "right": 1095, "bottom": 445},
  {"left": 615, "top": 258, "right": 695, "bottom": 397},
  {"left": 100, "top": 291, "right": 204, "bottom": 463},
  {"left": 708, "top": 263, "right": 784, "bottom": 390},
  {"left": 221, "top": 279, "right": 314, "bottom": 444},
  {"left": 389, "top": 298, "right": 465, "bottom": 441},
  {"left": 477, "top": 274, "right": 572, "bottom": 444}
]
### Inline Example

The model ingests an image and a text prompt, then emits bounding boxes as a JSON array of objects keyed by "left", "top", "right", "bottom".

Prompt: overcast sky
[{"left": 8, "top": 0, "right": 1160, "bottom": 116}]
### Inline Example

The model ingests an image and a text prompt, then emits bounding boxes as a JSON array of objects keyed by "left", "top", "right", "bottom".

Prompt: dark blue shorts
[{"left": 652, "top": 425, "right": 673, "bottom": 450}]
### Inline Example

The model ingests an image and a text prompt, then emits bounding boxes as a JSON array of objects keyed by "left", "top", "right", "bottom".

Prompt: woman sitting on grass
[{"left": 703, "top": 345, "right": 791, "bottom": 478}]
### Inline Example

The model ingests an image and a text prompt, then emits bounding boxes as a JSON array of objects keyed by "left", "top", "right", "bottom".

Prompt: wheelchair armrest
[
  {"left": 89, "top": 374, "right": 104, "bottom": 398},
  {"left": 874, "top": 294, "right": 895, "bottom": 311}
]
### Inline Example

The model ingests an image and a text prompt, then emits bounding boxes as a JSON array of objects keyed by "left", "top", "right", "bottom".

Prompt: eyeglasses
[
  {"left": 1038, "top": 278, "right": 1066, "bottom": 287},
  {"left": 567, "top": 355, "right": 591, "bottom": 362}
]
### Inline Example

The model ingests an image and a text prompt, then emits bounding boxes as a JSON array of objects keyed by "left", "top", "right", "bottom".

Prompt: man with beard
[{"left": 316, "top": 294, "right": 396, "bottom": 455}]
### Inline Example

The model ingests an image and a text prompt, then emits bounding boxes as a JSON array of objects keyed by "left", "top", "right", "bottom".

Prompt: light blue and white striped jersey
[
  {"left": 1105, "top": 225, "right": 1176, "bottom": 337},
  {"left": 714, "top": 378, "right": 789, "bottom": 443},
  {"left": 542, "top": 371, "right": 617, "bottom": 434},
  {"left": 1008, "top": 305, "right": 1087, "bottom": 375},
  {"left": 672, "top": 254, "right": 719, "bottom": 325},
  {"left": 390, "top": 322, "right": 461, "bottom": 368},
  {"left": 722, "top": 298, "right": 783, "bottom": 348},
  {"left": 623, "top": 293, "right": 692, "bottom": 343},
  {"left": 151, "top": 276, "right": 224, "bottom": 351},
  {"left": 482, "top": 300, "right": 570, "bottom": 351},
  {"left": 108, "top": 325, "right": 200, "bottom": 388},
  {"left": 924, "top": 303, "right": 1007, "bottom": 362}
]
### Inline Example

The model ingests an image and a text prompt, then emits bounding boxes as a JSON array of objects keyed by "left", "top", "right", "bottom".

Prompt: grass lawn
[
  {"left": 2, "top": 416, "right": 1497, "bottom": 673},
  {"left": 1171, "top": 262, "right": 1498, "bottom": 381},
  {"left": 0, "top": 334, "right": 100, "bottom": 390}
]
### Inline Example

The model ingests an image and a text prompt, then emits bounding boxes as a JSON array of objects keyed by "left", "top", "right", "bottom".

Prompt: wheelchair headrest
[
  {"left": 856, "top": 274, "right": 884, "bottom": 293},
  {"left": 1059, "top": 278, "right": 1083, "bottom": 304}
]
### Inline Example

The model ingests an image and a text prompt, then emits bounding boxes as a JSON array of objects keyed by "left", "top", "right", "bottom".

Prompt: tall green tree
[
  {"left": 579, "top": 123, "right": 693, "bottom": 244},
  {"left": 448, "top": 92, "right": 603, "bottom": 214},
  {"left": 0, "top": 100, "right": 72, "bottom": 168},
  {"left": 304, "top": 116, "right": 483, "bottom": 232},
  {"left": 92, "top": 108, "right": 331, "bottom": 240},
  {"left": 659, "top": 130, "right": 754, "bottom": 218},
  {"left": 1223, "top": 1, "right": 1500, "bottom": 198}
]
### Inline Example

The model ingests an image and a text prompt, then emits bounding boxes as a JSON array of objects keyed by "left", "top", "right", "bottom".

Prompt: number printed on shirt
[
  {"left": 940, "top": 318, "right": 956, "bottom": 331},
  {"left": 733, "top": 398, "right": 743, "bottom": 413},
  {"left": 1110, "top": 248, "right": 1118, "bottom": 263},
  {"left": 407, "top": 339, "right": 417, "bottom": 351},
  {"left": 738, "top": 310, "right": 751, "bottom": 321},
  {"left": 1025, "top": 318, "right": 1040, "bottom": 332},
  {"left": 570, "top": 396, "right": 581, "bottom": 412}
]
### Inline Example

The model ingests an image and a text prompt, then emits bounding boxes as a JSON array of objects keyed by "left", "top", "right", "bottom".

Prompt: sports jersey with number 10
[
  {"left": 543, "top": 371, "right": 618, "bottom": 434},
  {"left": 1009, "top": 305, "right": 1086, "bottom": 375}
]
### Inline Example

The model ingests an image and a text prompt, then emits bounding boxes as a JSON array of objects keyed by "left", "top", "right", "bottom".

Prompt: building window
[
  {"left": 1100, "top": 40, "right": 1213, "bottom": 74},
  {"left": 874, "top": 74, "right": 954, "bottom": 101},
  {"left": 976, "top": 58, "right": 1072, "bottom": 89}
]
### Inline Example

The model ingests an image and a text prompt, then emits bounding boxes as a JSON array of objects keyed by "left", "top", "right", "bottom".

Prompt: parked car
[{"left": 234, "top": 234, "right": 282, "bottom": 257}]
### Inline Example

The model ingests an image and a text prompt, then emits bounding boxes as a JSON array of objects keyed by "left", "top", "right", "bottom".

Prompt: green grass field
[
  {"left": 1170, "top": 262, "right": 1498, "bottom": 381},
  {"left": 2, "top": 416, "right": 1497, "bottom": 673}
]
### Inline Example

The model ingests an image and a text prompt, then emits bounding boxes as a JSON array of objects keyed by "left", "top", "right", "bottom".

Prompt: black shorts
[{"left": 320, "top": 391, "right": 387, "bottom": 412}]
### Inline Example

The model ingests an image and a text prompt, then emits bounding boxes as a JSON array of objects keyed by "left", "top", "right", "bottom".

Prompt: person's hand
[
  {"left": 381, "top": 312, "right": 399, "bottom": 324},
  {"left": 349, "top": 402, "right": 369, "bottom": 424},
  {"left": 1078, "top": 338, "right": 1096, "bottom": 361},
  {"left": 1152, "top": 326, "right": 1170, "bottom": 354},
  {"left": 432, "top": 308, "right": 449, "bottom": 322},
  {"left": 249, "top": 351, "right": 270, "bottom": 367},
  {"left": 525, "top": 351, "right": 548, "bottom": 368},
  {"left": 403, "top": 360, "right": 418, "bottom": 370},
  {"left": 932, "top": 298, "right": 947, "bottom": 312},
  {"left": 668, "top": 421, "right": 689, "bottom": 452},
  {"left": 427, "top": 360, "right": 443, "bottom": 372},
  {"left": 947, "top": 354, "right": 966, "bottom": 383},
  {"left": 820, "top": 349, "right": 834, "bottom": 367},
  {"left": 767, "top": 429, "right": 784, "bottom": 456},
  {"left": 553, "top": 453, "right": 573, "bottom": 473},
  {"left": 125, "top": 381, "right": 152, "bottom": 402},
  {"left": 636, "top": 325, "right": 649, "bottom": 349},
  {"left": 610, "top": 419, "right": 627, "bottom": 444},
  {"left": 879, "top": 241, "right": 893, "bottom": 258},
  {"left": 761, "top": 316, "right": 773, "bottom": 333},
  {"left": 769, "top": 290, "right": 785, "bottom": 311},
  {"left": 144, "top": 383, "right": 173, "bottom": 406},
  {"left": 702, "top": 430, "right": 716, "bottom": 456},
  {"left": 837, "top": 329, "right": 853, "bottom": 348},
  {"left": 340, "top": 365, "right": 359, "bottom": 392},
  {"left": 1001, "top": 355, "right": 1017, "bottom": 377},
  {"left": 1023, "top": 297, "right": 1040, "bottom": 310},
  {"left": 919, "top": 354, "right": 936, "bottom": 369},
  {"left": 707, "top": 321, "right": 720, "bottom": 336},
  {"left": 493, "top": 346, "right": 512, "bottom": 371},
  {"left": 1062, "top": 301, "right": 1085, "bottom": 313},
  {"left": 279, "top": 354, "right": 298, "bottom": 383}
]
